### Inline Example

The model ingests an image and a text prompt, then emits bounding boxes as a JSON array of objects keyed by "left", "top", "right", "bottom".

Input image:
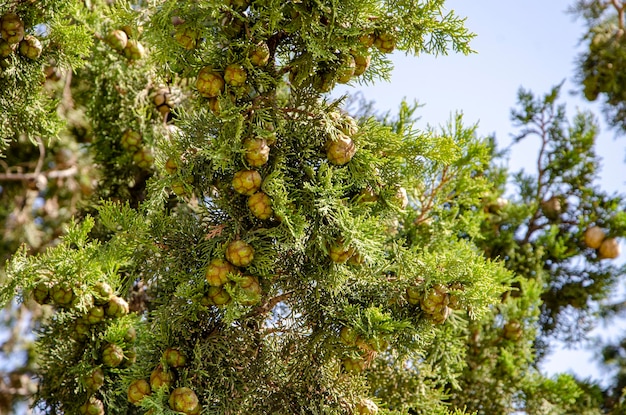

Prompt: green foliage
[
  {"left": 0, "top": 0, "right": 92, "bottom": 152},
  {"left": 1, "top": 1, "right": 624, "bottom": 415},
  {"left": 0, "top": 1, "right": 510, "bottom": 414},
  {"left": 573, "top": 0, "right": 626, "bottom": 132},
  {"left": 443, "top": 84, "right": 626, "bottom": 414},
  {"left": 480, "top": 85, "right": 626, "bottom": 343}
]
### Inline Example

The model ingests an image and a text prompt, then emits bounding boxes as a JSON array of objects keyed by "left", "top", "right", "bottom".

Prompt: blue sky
[
  {"left": 338, "top": 0, "right": 626, "bottom": 385},
  {"left": 340, "top": 0, "right": 624, "bottom": 193}
]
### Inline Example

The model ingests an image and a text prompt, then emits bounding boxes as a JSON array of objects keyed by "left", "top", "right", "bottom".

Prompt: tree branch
[
  {"left": 609, "top": 0, "right": 626, "bottom": 30},
  {"left": 414, "top": 166, "right": 451, "bottom": 225},
  {"left": 522, "top": 116, "right": 550, "bottom": 244},
  {"left": 250, "top": 291, "right": 293, "bottom": 317},
  {"left": 0, "top": 166, "right": 78, "bottom": 181}
]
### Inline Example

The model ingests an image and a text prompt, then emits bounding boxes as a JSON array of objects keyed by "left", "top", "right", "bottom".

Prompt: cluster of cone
[
  {"left": 339, "top": 325, "right": 389, "bottom": 374},
  {"left": 194, "top": 43, "right": 278, "bottom": 220},
  {"left": 104, "top": 27, "right": 145, "bottom": 61},
  {"left": 202, "top": 240, "right": 262, "bottom": 307},
  {"left": 120, "top": 129, "right": 155, "bottom": 170},
  {"left": 232, "top": 145, "right": 274, "bottom": 221},
  {"left": 0, "top": 12, "right": 42, "bottom": 66},
  {"left": 584, "top": 225, "right": 621, "bottom": 259},
  {"left": 127, "top": 348, "right": 202, "bottom": 415},
  {"left": 152, "top": 85, "right": 182, "bottom": 121},
  {"left": 184, "top": 2, "right": 399, "bottom": 413},
  {"left": 31, "top": 280, "right": 134, "bottom": 414},
  {"left": 289, "top": 23, "right": 395, "bottom": 93},
  {"left": 195, "top": 41, "right": 269, "bottom": 113},
  {"left": 406, "top": 283, "right": 465, "bottom": 324}
]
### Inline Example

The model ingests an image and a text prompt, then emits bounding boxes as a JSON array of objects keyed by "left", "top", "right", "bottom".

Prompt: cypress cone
[
  {"left": 207, "top": 285, "right": 232, "bottom": 306},
  {"left": 243, "top": 137, "right": 270, "bottom": 167},
  {"left": 205, "top": 258, "right": 237, "bottom": 286},
  {"left": 164, "top": 157, "right": 178, "bottom": 174},
  {"left": 32, "top": 281, "right": 51, "bottom": 304},
  {"left": 174, "top": 26, "right": 198, "bottom": 50},
  {"left": 224, "top": 63, "right": 247, "bottom": 87},
  {"left": 123, "top": 39, "right": 145, "bottom": 61},
  {"left": 337, "top": 55, "right": 356, "bottom": 83},
  {"left": 153, "top": 87, "right": 175, "bottom": 117},
  {"left": 326, "top": 134, "right": 356, "bottom": 165},
  {"left": 405, "top": 286, "right": 421, "bottom": 305},
  {"left": 0, "top": 38, "right": 15, "bottom": 59},
  {"left": 85, "top": 306, "right": 105, "bottom": 324},
  {"left": 248, "top": 192, "right": 273, "bottom": 220},
  {"left": 93, "top": 281, "right": 113, "bottom": 305},
  {"left": 250, "top": 41, "right": 270, "bottom": 66},
  {"left": 133, "top": 147, "right": 155, "bottom": 169},
  {"left": 429, "top": 306, "right": 451, "bottom": 324},
  {"left": 238, "top": 275, "right": 262, "bottom": 305},
  {"left": 169, "top": 387, "right": 201, "bottom": 415},
  {"left": 121, "top": 130, "right": 142, "bottom": 153},
  {"left": 599, "top": 238, "right": 620, "bottom": 259},
  {"left": 101, "top": 343, "right": 125, "bottom": 367},
  {"left": 541, "top": 196, "right": 562, "bottom": 221},
  {"left": 420, "top": 284, "right": 449, "bottom": 315},
  {"left": 83, "top": 367, "right": 105, "bottom": 392},
  {"left": 358, "top": 33, "right": 375, "bottom": 48},
  {"left": 225, "top": 240, "right": 255, "bottom": 267},
  {"left": 72, "top": 317, "right": 91, "bottom": 341},
  {"left": 232, "top": 169, "right": 262, "bottom": 196},
  {"left": 124, "top": 326, "right": 137, "bottom": 343},
  {"left": 329, "top": 239, "right": 355, "bottom": 263},
  {"left": 79, "top": 396, "right": 105, "bottom": 415},
  {"left": 150, "top": 365, "right": 175, "bottom": 390},
  {"left": 163, "top": 348, "right": 187, "bottom": 368},
  {"left": 352, "top": 53, "right": 371, "bottom": 76},
  {"left": 105, "top": 29, "right": 128, "bottom": 51},
  {"left": 106, "top": 296, "right": 129, "bottom": 317},
  {"left": 373, "top": 31, "right": 396, "bottom": 53},
  {"left": 171, "top": 179, "right": 190, "bottom": 196},
  {"left": 50, "top": 284, "right": 75, "bottom": 307},
  {"left": 128, "top": 379, "right": 151, "bottom": 404},
  {"left": 0, "top": 13, "right": 25, "bottom": 45},
  {"left": 584, "top": 226, "right": 606, "bottom": 249},
  {"left": 196, "top": 67, "right": 225, "bottom": 98}
]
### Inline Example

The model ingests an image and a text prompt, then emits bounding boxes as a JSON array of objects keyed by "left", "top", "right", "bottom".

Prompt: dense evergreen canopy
[{"left": 1, "top": 1, "right": 625, "bottom": 414}]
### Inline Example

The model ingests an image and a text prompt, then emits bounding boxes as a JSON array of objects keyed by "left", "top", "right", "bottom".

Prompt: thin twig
[
  {"left": 0, "top": 166, "right": 78, "bottom": 181},
  {"left": 251, "top": 291, "right": 293, "bottom": 316},
  {"left": 611, "top": 0, "right": 625, "bottom": 30},
  {"left": 414, "top": 166, "right": 451, "bottom": 224},
  {"left": 62, "top": 70, "right": 74, "bottom": 110},
  {"left": 522, "top": 115, "right": 550, "bottom": 244},
  {"left": 33, "top": 137, "right": 45, "bottom": 177}
]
